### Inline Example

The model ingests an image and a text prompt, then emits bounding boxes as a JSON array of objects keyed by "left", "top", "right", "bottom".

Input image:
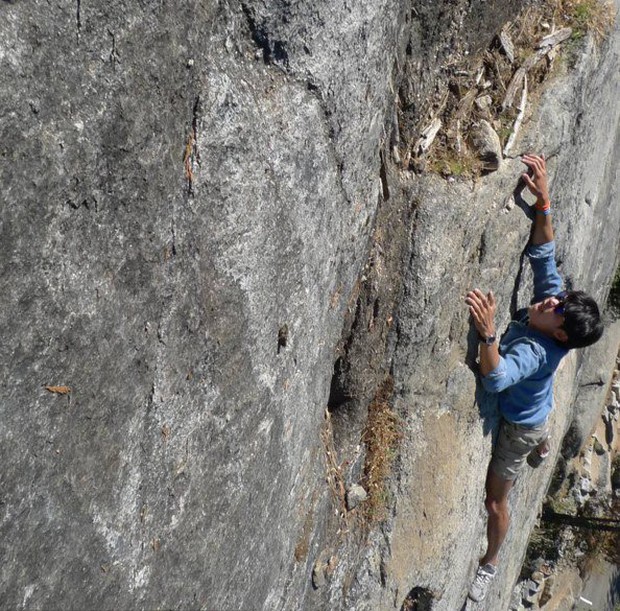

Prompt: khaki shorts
[{"left": 490, "top": 418, "right": 549, "bottom": 481}]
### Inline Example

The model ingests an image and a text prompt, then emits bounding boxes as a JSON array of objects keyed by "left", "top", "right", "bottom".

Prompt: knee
[{"left": 485, "top": 496, "right": 508, "bottom": 517}]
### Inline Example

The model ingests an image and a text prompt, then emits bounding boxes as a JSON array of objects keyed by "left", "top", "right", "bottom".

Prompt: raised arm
[
  {"left": 522, "top": 154, "right": 563, "bottom": 300},
  {"left": 521, "top": 154, "right": 553, "bottom": 245}
]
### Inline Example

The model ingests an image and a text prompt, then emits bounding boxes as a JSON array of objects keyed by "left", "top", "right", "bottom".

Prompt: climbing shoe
[{"left": 468, "top": 563, "right": 496, "bottom": 602}]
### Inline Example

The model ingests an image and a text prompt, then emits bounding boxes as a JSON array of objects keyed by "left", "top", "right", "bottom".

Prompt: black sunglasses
[{"left": 554, "top": 291, "right": 568, "bottom": 315}]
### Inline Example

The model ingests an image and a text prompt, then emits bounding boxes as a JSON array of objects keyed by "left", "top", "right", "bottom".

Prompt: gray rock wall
[
  {"left": 1, "top": 1, "right": 619, "bottom": 611},
  {"left": 380, "top": 14, "right": 620, "bottom": 611},
  {"left": 1, "top": 1, "right": 411, "bottom": 609}
]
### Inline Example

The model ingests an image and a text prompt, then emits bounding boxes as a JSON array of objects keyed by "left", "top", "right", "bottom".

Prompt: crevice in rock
[
  {"left": 183, "top": 96, "right": 201, "bottom": 198},
  {"left": 379, "top": 151, "right": 390, "bottom": 201},
  {"left": 327, "top": 356, "right": 350, "bottom": 411},
  {"left": 372, "top": 298, "right": 380, "bottom": 323},
  {"left": 191, "top": 95, "right": 201, "bottom": 153},
  {"left": 241, "top": 3, "right": 289, "bottom": 67},
  {"left": 169, "top": 221, "right": 177, "bottom": 258},
  {"left": 510, "top": 243, "right": 530, "bottom": 318},
  {"left": 400, "top": 586, "right": 434, "bottom": 611},
  {"left": 323, "top": 143, "right": 417, "bottom": 525},
  {"left": 327, "top": 350, "right": 359, "bottom": 453},
  {"left": 579, "top": 380, "right": 606, "bottom": 388},
  {"left": 76, "top": 0, "right": 81, "bottom": 42},
  {"left": 478, "top": 229, "right": 487, "bottom": 265},
  {"left": 146, "top": 382, "right": 155, "bottom": 415},
  {"left": 277, "top": 324, "right": 288, "bottom": 354},
  {"left": 108, "top": 29, "right": 119, "bottom": 69}
]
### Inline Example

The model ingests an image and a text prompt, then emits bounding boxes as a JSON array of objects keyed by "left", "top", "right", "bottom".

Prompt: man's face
[{"left": 528, "top": 293, "right": 567, "bottom": 340}]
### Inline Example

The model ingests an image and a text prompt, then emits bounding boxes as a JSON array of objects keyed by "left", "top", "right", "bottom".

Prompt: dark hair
[{"left": 561, "top": 291, "right": 603, "bottom": 349}]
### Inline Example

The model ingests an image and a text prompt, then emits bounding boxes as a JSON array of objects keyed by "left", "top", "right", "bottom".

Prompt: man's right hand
[
  {"left": 521, "top": 154, "right": 550, "bottom": 207},
  {"left": 465, "top": 289, "right": 497, "bottom": 340}
]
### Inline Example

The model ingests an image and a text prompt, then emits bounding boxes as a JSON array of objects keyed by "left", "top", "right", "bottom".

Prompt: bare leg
[{"left": 480, "top": 467, "right": 514, "bottom": 566}]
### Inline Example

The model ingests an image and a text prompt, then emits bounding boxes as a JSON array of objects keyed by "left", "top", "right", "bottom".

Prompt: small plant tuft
[{"left": 552, "top": 0, "right": 616, "bottom": 43}]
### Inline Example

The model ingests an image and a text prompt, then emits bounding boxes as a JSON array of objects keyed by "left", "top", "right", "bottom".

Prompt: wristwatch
[{"left": 479, "top": 333, "right": 496, "bottom": 345}]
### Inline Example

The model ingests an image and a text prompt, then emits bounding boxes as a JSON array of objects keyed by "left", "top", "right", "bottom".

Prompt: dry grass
[
  {"left": 361, "top": 376, "right": 403, "bottom": 523},
  {"left": 321, "top": 409, "right": 348, "bottom": 520}
]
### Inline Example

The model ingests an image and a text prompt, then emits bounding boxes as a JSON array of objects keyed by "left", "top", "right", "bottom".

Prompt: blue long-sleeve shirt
[{"left": 481, "top": 241, "right": 569, "bottom": 427}]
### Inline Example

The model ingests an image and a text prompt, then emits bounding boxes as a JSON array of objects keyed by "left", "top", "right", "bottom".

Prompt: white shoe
[{"left": 468, "top": 563, "right": 496, "bottom": 602}]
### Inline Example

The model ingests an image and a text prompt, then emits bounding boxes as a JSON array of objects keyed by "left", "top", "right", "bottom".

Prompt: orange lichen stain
[{"left": 184, "top": 132, "right": 195, "bottom": 182}]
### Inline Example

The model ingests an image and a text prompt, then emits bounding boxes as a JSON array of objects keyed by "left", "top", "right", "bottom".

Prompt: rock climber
[{"left": 465, "top": 153, "right": 604, "bottom": 603}]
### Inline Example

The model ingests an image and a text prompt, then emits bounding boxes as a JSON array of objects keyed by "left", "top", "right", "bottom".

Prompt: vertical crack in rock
[
  {"left": 76, "top": 0, "right": 81, "bottom": 42},
  {"left": 183, "top": 96, "right": 201, "bottom": 197},
  {"left": 169, "top": 221, "right": 177, "bottom": 258},
  {"left": 191, "top": 95, "right": 201, "bottom": 164},
  {"left": 509, "top": 244, "right": 529, "bottom": 318},
  {"left": 379, "top": 151, "right": 390, "bottom": 201},
  {"left": 108, "top": 29, "right": 119, "bottom": 69},
  {"left": 277, "top": 324, "right": 288, "bottom": 355}
]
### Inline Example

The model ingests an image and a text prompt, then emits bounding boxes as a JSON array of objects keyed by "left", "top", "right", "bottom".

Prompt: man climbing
[{"left": 465, "top": 154, "right": 604, "bottom": 603}]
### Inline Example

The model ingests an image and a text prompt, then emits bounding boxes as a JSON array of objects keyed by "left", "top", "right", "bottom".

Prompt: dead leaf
[{"left": 45, "top": 385, "right": 71, "bottom": 395}]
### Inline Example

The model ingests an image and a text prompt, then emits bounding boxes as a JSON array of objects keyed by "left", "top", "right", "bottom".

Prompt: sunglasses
[{"left": 554, "top": 291, "right": 568, "bottom": 315}]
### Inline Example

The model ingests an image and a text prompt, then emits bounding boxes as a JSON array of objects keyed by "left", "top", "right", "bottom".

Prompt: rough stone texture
[
  {"left": 0, "top": 2, "right": 405, "bottom": 609},
  {"left": 1, "top": 2, "right": 620, "bottom": 611}
]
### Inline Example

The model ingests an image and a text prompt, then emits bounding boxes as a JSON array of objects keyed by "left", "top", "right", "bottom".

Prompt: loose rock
[
  {"left": 414, "top": 118, "right": 442, "bottom": 157},
  {"left": 593, "top": 437, "right": 606, "bottom": 455},
  {"left": 346, "top": 484, "right": 368, "bottom": 510},
  {"left": 580, "top": 476, "right": 592, "bottom": 495},
  {"left": 475, "top": 94, "right": 493, "bottom": 111},
  {"left": 499, "top": 28, "right": 515, "bottom": 63},
  {"left": 312, "top": 561, "right": 327, "bottom": 589},
  {"left": 470, "top": 120, "right": 502, "bottom": 171}
]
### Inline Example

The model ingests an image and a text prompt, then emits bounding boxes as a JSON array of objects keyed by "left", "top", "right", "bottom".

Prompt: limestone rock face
[{"left": 1, "top": 1, "right": 619, "bottom": 611}]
